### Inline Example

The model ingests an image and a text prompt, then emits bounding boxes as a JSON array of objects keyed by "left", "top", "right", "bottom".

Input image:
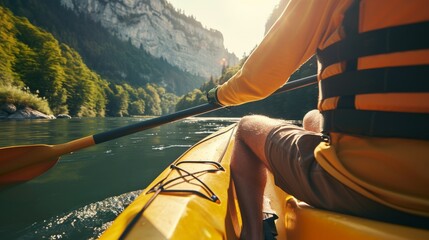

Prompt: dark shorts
[{"left": 265, "top": 123, "right": 429, "bottom": 228}]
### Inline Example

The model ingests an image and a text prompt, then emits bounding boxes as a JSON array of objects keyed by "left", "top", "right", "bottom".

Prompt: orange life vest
[{"left": 317, "top": 0, "right": 429, "bottom": 139}]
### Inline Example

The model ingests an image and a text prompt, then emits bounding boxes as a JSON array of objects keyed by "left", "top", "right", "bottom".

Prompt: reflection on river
[{"left": 0, "top": 117, "right": 239, "bottom": 239}]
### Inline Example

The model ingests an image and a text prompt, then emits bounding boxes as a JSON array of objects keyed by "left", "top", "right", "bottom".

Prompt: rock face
[
  {"left": 0, "top": 103, "right": 16, "bottom": 114},
  {"left": 60, "top": 0, "right": 238, "bottom": 78},
  {"left": 0, "top": 105, "right": 56, "bottom": 120},
  {"left": 57, "top": 114, "right": 72, "bottom": 119}
]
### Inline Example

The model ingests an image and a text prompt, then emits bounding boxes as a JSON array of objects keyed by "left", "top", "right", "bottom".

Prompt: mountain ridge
[{"left": 60, "top": 0, "right": 238, "bottom": 78}]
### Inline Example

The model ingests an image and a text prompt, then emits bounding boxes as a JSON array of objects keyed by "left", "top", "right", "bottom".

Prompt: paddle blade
[{"left": 0, "top": 145, "right": 60, "bottom": 186}]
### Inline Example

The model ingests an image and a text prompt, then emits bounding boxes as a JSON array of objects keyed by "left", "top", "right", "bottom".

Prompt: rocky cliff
[{"left": 60, "top": 0, "right": 238, "bottom": 78}]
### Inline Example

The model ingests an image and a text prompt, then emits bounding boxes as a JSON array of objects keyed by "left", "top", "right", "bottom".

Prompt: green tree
[
  {"left": 61, "top": 44, "right": 107, "bottom": 116},
  {"left": 38, "top": 40, "right": 67, "bottom": 113},
  {"left": 106, "top": 84, "right": 129, "bottom": 117},
  {"left": 161, "top": 92, "right": 179, "bottom": 114},
  {"left": 175, "top": 89, "right": 206, "bottom": 111},
  {"left": 0, "top": 7, "right": 20, "bottom": 86},
  {"left": 144, "top": 83, "right": 162, "bottom": 116},
  {"left": 128, "top": 100, "right": 145, "bottom": 115}
]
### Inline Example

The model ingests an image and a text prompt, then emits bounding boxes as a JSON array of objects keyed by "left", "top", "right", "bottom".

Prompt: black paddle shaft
[{"left": 93, "top": 75, "right": 317, "bottom": 144}]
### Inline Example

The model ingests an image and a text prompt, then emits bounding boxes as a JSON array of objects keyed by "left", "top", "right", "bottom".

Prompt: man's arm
[{"left": 216, "top": 0, "right": 346, "bottom": 106}]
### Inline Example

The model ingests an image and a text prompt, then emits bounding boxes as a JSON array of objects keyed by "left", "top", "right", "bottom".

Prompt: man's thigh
[{"left": 236, "top": 115, "right": 289, "bottom": 168}]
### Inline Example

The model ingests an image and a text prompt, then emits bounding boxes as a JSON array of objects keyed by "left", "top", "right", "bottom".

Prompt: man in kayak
[{"left": 208, "top": 0, "right": 429, "bottom": 238}]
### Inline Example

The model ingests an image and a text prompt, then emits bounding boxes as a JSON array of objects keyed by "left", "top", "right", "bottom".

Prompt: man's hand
[{"left": 207, "top": 87, "right": 223, "bottom": 106}]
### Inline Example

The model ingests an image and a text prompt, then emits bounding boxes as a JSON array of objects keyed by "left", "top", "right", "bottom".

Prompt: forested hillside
[
  {"left": 0, "top": 0, "right": 206, "bottom": 95},
  {"left": 0, "top": 6, "right": 177, "bottom": 117}
]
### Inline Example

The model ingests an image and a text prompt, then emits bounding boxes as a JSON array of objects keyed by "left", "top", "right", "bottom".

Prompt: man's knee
[
  {"left": 236, "top": 115, "right": 268, "bottom": 136},
  {"left": 236, "top": 115, "right": 283, "bottom": 140},
  {"left": 303, "top": 109, "right": 322, "bottom": 133},
  {"left": 234, "top": 115, "right": 286, "bottom": 164}
]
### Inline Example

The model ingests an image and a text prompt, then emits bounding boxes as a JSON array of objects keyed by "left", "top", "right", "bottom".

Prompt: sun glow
[
  {"left": 167, "top": 0, "right": 279, "bottom": 57},
  {"left": 220, "top": 58, "right": 227, "bottom": 66}
]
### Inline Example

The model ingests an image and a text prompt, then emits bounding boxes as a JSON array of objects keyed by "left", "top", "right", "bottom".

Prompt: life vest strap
[
  {"left": 317, "top": 21, "right": 429, "bottom": 69},
  {"left": 342, "top": 0, "right": 360, "bottom": 71},
  {"left": 322, "top": 109, "right": 429, "bottom": 140},
  {"left": 320, "top": 65, "right": 429, "bottom": 100}
]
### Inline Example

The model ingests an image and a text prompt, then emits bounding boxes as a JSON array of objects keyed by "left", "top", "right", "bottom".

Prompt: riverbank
[{"left": 0, "top": 103, "right": 70, "bottom": 120}]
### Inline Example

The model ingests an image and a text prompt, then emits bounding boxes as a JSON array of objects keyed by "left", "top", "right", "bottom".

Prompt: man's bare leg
[{"left": 230, "top": 115, "right": 286, "bottom": 239}]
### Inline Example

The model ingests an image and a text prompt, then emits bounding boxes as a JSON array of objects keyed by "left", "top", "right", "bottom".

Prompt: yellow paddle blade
[
  {"left": 0, "top": 136, "right": 96, "bottom": 186},
  {"left": 0, "top": 145, "right": 60, "bottom": 186}
]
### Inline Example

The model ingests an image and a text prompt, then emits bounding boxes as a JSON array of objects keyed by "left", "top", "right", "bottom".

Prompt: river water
[{"left": 0, "top": 117, "right": 239, "bottom": 239}]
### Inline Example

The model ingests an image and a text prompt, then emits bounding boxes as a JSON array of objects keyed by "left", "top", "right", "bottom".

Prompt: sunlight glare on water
[{"left": 26, "top": 190, "right": 143, "bottom": 239}]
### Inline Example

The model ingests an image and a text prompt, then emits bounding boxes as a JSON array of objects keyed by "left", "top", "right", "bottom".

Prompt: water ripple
[
  {"left": 152, "top": 144, "right": 192, "bottom": 150},
  {"left": 20, "top": 190, "right": 143, "bottom": 240}
]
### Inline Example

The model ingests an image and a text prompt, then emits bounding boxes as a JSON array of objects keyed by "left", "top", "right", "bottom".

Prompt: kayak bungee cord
[
  {"left": 148, "top": 161, "right": 225, "bottom": 203},
  {"left": 118, "top": 124, "right": 237, "bottom": 239}
]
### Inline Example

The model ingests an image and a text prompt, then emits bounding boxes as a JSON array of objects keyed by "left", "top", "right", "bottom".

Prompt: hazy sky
[{"left": 167, "top": 0, "right": 280, "bottom": 57}]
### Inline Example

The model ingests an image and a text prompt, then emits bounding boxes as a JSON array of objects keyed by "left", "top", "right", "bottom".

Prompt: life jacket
[{"left": 317, "top": 0, "right": 429, "bottom": 140}]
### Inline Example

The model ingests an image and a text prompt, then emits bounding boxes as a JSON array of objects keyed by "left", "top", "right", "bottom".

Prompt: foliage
[
  {"left": 0, "top": 85, "right": 52, "bottom": 114},
  {"left": 0, "top": 5, "right": 179, "bottom": 117},
  {"left": 160, "top": 92, "right": 179, "bottom": 115},
  {"left": 175, "top": 89, "right": 206, "bottom": 111},
  {"left": 60, "top": 44, "right": 107, "bottom": 117},
  {"left": 106, "top": 84, "right": 129, "bottom": 117},
  {"left": 0, "top": 0, "right": 205, "bottom": 95},
  {"left": 128, "top": 100, "right": 145, "bottom": 116},
  {"left": 14, "top": 19, "right": 68, "bottom": 114},
  {"left": 0, "top": 6, "right": 107, "bottom": 116},
  {"left": 104, "top": 83, "right": 176, "bottom": 117},
  {"left": 143, "top": 84, "right": 162, "bottom": 116}
]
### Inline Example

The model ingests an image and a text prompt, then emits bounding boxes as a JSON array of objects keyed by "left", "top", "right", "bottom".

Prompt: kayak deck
[
  {"left": 101, "top": 124, "right": 429, "bottom": 239},
  {"left": 101, "top": 124, "right": 241, "bottom": 239}
]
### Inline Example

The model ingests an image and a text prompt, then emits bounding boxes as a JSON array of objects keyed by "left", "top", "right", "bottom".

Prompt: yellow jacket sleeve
[{"left": 217, "top": 0, "right": 346, "bottom": 106}]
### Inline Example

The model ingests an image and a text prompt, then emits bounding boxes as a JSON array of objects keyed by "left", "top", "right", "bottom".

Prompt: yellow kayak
[{"left": 101, "top": 124, "right": 429, "bottom": 239}]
